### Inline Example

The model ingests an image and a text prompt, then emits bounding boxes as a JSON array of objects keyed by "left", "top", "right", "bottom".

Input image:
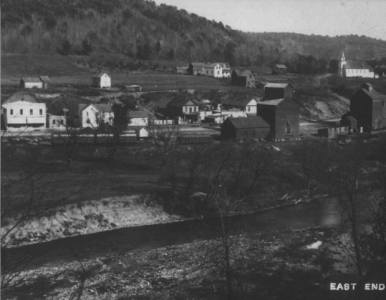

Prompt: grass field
[{"left": 1, "top": 54, "right": 226, "bottom": 91}]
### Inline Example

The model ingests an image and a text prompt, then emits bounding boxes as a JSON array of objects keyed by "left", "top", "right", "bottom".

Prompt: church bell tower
[{"left": 339, "top": 51, "right": 346, "bottom": 77}]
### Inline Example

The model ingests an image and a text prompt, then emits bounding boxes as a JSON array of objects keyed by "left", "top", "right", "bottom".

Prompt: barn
[
  {"left": 221, "top": 117, "right": 270, "bottom": 141},
  {"left": 231, "top": 70, "right": 256, "bottom": 88},
  {"left": 263, "top": 83, "right": 293, "bottom": 100},
  {"left": 272, "top": 64, "right": 288, "bottom": 75}
]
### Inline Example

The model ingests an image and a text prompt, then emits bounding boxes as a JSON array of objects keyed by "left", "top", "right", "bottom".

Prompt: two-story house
[
  {"left": 1, "top": 94, "right": 46, "bottom": 131},
  {"left": 166, "top": 95, "right": 200, "bottom": 123},
  {"left": 78, "top": 104, "right": 114, "bottom": 128},
  {"left": 203, "top": 63, "right": 231, "bottom": 78}
]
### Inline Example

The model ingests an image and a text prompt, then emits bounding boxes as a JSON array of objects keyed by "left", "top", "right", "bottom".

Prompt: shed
[
  {"left": 221, "top": 116, "right": 270, "bottom": 141},
  {"left": 340, "top": 114, "right": 357, "bottom": 131},
  {"left": 39, "top": 76, "right": 50, "bottom": 89},
  {"left": 272, "top": 64, "right": 288, "bottom": 75},
  {"left": 263, "top": 83, "right": 294, "bottom": 100}
]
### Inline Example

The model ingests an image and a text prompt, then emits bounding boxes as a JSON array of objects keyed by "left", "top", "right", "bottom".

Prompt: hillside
[{"left": 2, "top": 0, "right": 386, "bottom": 69}]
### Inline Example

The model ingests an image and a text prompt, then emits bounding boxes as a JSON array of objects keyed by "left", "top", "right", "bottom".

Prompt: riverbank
[
  {"left": 1, "top": 195, "right": 183, "bottom": 247},
  {"left": 3, "top": 226, "right": 371, "bottom": 300},
  {"left": 2, "top": 190, "right": 331, "bottom": 248}
]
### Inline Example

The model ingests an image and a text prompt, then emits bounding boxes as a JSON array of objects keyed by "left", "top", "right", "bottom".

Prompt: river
[{"left": 4, "top": 197, "right": 342, "bottom": 270}]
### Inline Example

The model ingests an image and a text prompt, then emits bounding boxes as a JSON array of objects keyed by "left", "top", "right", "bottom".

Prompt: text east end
[{"left": 330, "top": 283, "right": 385, "bottom": 291}]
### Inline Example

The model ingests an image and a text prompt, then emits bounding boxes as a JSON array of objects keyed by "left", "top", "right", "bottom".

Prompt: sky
[{"left": 152, "top": 0, "right": 386, "bottom": 40}]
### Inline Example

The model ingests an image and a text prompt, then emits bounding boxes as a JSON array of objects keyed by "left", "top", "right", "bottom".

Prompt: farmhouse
[
  {"left": 128, "top": 110, "right": 150, "bottom": 127},
  {"left": 264, "top": 83, "right": 294, "bottom": 100},
  {"left": 341, "top": 83, "right": 386, "bottom": 131},
  {"left": 257, "top": 97, "right": 300, "bottom": 139},
  {"left": 92, "top": 73, "right": 111, "bottom": 88},
  {"left": 231, "top": 70, "right": 256, "bottom": 87},
  {"left": 166, "top": 95, "right": 200, "bottom": 123},
  {"left": 272, "top": 64, "right": 288, "bottom": 75},
  {"left": 20, "top": 78, "right": 43, "bottom": 89},
  {"left": 78, "top": 104, "right": 114, "bottom": 128},
  {"left": 203, "top": 62, "right": 231, "bottom": 78},
  {"left": 221, "top": 117, "right": 270, "bottom": 141},
  {"left": 1, "top": 94, "right": 46, "bottom": 131},
  {"left": 338, "top": 52, "right": 374, "bottom": 78},
  {"left": 221, "top": 96, "right": 260, "bottom": 115}
]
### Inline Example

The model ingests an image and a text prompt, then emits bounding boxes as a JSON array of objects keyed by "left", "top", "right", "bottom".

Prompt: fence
[
  {"left": 52, "top": 134, "right": 137, "bottom": 146},
  {"left": 177, "top": 135, "right": 214, "bottom": 144},
  {"left": 148, "top": 120, "right": 175, "bottom": 126}
]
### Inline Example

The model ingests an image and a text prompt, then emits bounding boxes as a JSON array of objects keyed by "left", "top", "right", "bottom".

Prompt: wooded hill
[{"left": 2, "top": 0, "right": 386, "bottom": 70}]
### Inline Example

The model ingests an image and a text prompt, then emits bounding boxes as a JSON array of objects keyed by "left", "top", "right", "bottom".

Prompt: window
[
  {"left": 10, "top": 109, "right": 13, "bottom": 115},
  {"left": 189, "top": 107, "right": 192, "bottom": 113},
  {"left": 39, "top": 109, "right": 42, "bottom": 115},
  {"left": 248, "top": 106, "right": 250, "bottom": 112},
  {"left": 53, "top": 120, "right": 56, "bottom": 125},
  {"left": 30, "top": 109, "right": 33, "bottom": 115},
  {"left": 20, "top": 109, "right": 23, "bottom": 115},
  {"left": 61, "top": 120, "right": 64, "bottom": 125}
]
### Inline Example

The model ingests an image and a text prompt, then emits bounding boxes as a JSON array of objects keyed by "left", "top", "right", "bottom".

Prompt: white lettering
[
  {"left": 351, "top": 283, "right": 357, "bottom": 290},
  {"left": 330, "top": 283, "right": 336, "bottom": 290},
  {"left": 379, "top": 284, "right": 385, "bottom": 290},
  {"left": 336, "top": 283, "right": 343, "bottom": 290},
  {"left": 365, "top": 284, "right": 371, "bottom": 290}
]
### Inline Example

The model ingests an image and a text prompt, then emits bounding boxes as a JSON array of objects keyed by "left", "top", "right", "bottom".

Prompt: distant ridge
[{"left": 1, "top": 0, "right": 386, "bottom": 66}]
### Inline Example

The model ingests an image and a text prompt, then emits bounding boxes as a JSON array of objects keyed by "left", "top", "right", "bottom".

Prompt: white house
[
  {"left": 221, "top": 96, "right": 259, "bottom": 115},
  {"left": 1, "top": 94, "right": 46, "bottom": 131},
  {"left": 92, "top": 73, "right": 111, "bottom": 88},
  {"left": 128, "top": 111, "right": 149, "bottom": 127},
  {"left": 78, "top": 104, "right": 114, "bottom": 128},
  {"left": 203, "top": 63, "right": 231, "bottom": 78},
  {"left": 47, "top": 115, "right": 67, "bottom": 129},
  {"left": 339, "top": 52, "right": 374, "bottom": 78},
  {"left": 20, "top": 78, "right": 43, "bottom": 89}
]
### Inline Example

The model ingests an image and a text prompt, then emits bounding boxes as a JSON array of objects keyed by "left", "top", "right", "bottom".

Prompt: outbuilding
[{"left": 92, "top": 73, "right": 111, "bottom": 88}]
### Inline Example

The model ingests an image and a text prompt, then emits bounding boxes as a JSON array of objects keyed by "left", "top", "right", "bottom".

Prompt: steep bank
[{"left": 1, "top": 195, "right": 183, "bottom": 247}]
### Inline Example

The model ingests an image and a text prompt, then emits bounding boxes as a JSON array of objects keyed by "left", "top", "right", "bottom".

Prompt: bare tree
[{"left": 1, "top": 133, "right": 92, "bottom": 290}]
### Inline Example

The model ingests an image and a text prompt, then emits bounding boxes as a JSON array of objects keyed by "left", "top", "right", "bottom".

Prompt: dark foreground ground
[{"left": 3, "top": 226, "right": 385, "bottom": 300}]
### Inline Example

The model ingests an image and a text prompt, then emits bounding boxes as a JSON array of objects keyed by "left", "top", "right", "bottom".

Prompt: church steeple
[
  {"left": 339, "top": 51, "right": 347, "bottom": 77},
  {"left": 341, "top": 51, "right": 346, "bottom": 62}
]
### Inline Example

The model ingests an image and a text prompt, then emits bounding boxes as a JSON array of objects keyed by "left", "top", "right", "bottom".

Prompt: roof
[
  {"left": 128, "top": 111, "right": 149, "bottom": 118},
  {"left": 167, "top": 95, "right": 198, "bottom": 107},
  {"left": 345, "top": 61, "right": 373, "bottom": 71},
  {"left": 257, "top": 98, "right": 285, "bottom": 106},
  {"left": 222, "top": 96, "right": 261, "bottom": 107},
  {"left": 190, "top": 62, "right": 207, "bottom": 67},
  {"left": 39, "top": 76, "right": 50, "bottom": 82},
  {"left": 2, "top": 94, "right": 37, "bottom": 104},
  {"left": 92, "top": 72, "right": 110, "bottom": 78},
  {"left": 360, "top": 89, "right": 386, "bottom": 101},
  {"left": 233, "top": 69, "right": 255, "bottom": 77},
  {"left": 21, "top": 77, "right": 41, "bottom": 83},
  {"left": 264, "top": 83, "right": 291, "bottom": 88},
  {"left": 206, "top": 62, "right": 230, "bottom": 68},
  {"left": 274, "top": 64, "right": 287, "bottom": 69},
  {"left": 79, "top": 104, "right": 114, "bottom": 114},
  {"left": 222, "top": 117, "right": 270, "bottom": 129},
  {"left": 345, "top": 116, "right": 357, "bottom": 122}
]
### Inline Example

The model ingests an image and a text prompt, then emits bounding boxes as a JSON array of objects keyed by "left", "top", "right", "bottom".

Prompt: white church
[{"left": 338, "top": 52, "right": 375, "bottom": 78}]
